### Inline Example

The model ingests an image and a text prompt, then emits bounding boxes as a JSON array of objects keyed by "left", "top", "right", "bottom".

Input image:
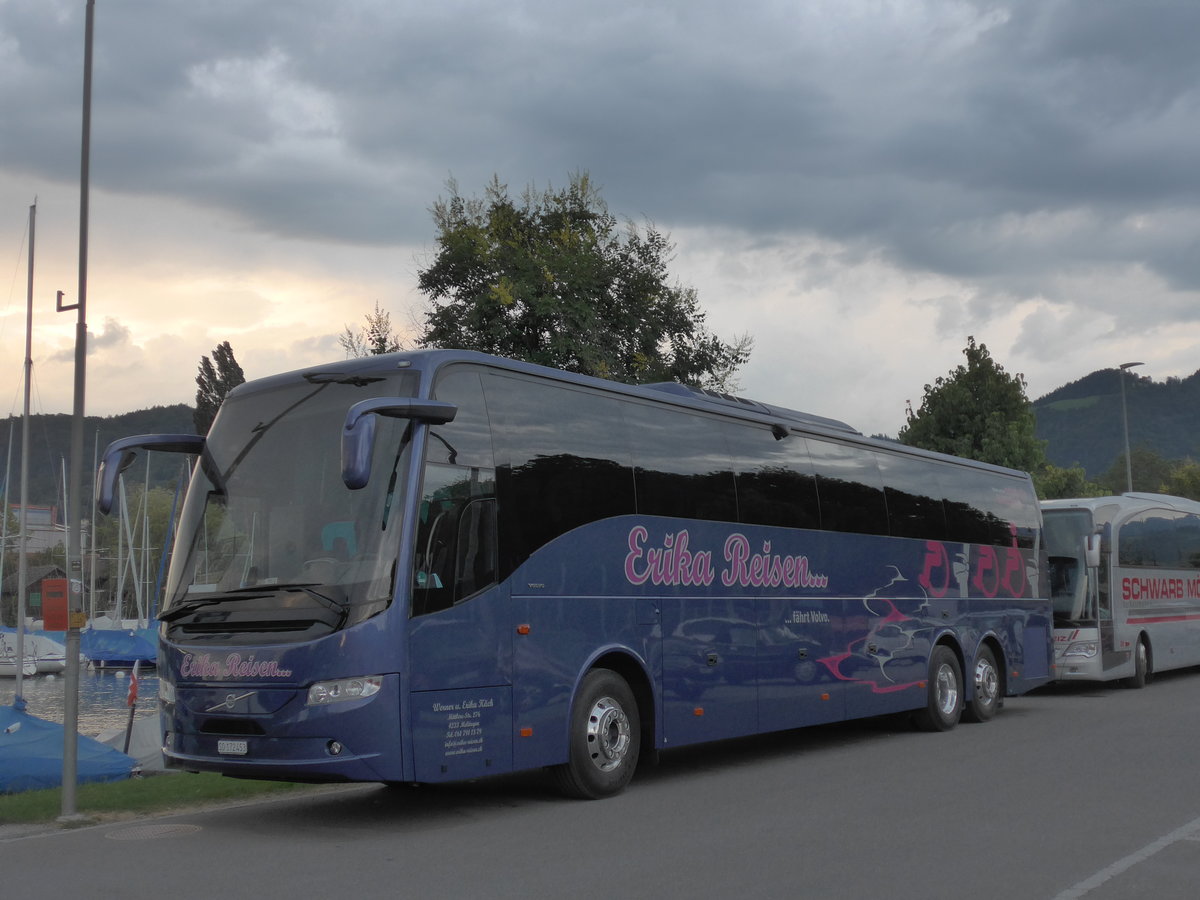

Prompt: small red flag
[{"left": 127, "top": 661, "right": 140, "bottom": 708}]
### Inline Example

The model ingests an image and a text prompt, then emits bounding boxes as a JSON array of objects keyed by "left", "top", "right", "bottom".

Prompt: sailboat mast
[
  {"left": 0, "top": 421, "right": 12, "bottom": 605},
  {"left": 89, "top": 429, "right": 98, "bottom": 620},
  {"left": 15, "top": 201, "right": 35, "bottom": 699}
]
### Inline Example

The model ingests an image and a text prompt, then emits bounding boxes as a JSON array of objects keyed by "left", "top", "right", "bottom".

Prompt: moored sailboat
[{"left": 0, "top": 629, "right": 68, "bottom": 678}]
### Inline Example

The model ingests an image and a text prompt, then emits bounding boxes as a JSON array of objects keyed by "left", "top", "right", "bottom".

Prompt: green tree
[
  {"left": 339, "top": 301, "right": 405, "bottom": 358},
  {"left": 1034, "top": 463, "right": 1105, "bottom": 500},
  {"left": 416, "top": 173, "right": 750, "bottom": 387},
  {"left": 1099, "top": 446, "right": 1175, "bottom": 495},
  {"left": 194, "top": 341, "right": 245, "bottom": 434},
  {"left": 1164, "top": 459, "right": 1200, "bottom": 501},
  {"left": 899, "top": 336, "right": 1046, "bottom": 472}
]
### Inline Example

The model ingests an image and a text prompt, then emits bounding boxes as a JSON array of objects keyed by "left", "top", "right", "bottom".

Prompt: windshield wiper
[
  {"left": 159, "top": 596, "right": 248, "bottom": 622},
  {"left": 160, "top": 583, "right": 349, "bottom": 623},
  {"left": 278, "top": 584, "right": 350, "bottom": 617}
]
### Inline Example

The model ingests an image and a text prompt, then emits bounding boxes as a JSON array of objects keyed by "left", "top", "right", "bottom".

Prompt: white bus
[{"left": 1046, "top": 493, "right": 1200, "bottom": 686}]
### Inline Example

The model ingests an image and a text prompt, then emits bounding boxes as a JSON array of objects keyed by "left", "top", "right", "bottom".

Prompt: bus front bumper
[{"left": 163, "top": 673, "right": 404, "bottom": 783}]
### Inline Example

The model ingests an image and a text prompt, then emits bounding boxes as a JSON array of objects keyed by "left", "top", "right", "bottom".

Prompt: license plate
[{"left": 217, "top": 739, "right": 248, "bottom": 756}]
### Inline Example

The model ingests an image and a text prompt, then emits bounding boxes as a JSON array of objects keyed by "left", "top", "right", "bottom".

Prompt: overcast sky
[{"left": 2, "top": 0, "right": 1198, "bottom": 438}]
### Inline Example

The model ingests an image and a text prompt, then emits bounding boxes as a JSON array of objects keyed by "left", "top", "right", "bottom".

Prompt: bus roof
[
  {"left": 1042, "top": 493, "right": 1200, "bottom": 519},
  {"left": 228, "top": 348, "right": 1031, "bottom": 480}
]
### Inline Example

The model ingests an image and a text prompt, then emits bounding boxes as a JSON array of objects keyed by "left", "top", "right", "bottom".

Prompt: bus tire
[
  {"left": 1125, "top": 637, "right": 1151, "bottom": 689},
  {"left": 964, "top": 644, "right": 1001, "bottom": 723},
  {"left": 912, "top": 644, "right": 963, "bottom": 732},
  {"left": 553, "top": 668, "right": 641, "bottom": 800}
]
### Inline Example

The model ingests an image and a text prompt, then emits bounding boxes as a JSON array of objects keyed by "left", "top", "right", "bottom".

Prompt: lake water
[{"left": 2, "top": 667, "right": 160, "bottom": 738}]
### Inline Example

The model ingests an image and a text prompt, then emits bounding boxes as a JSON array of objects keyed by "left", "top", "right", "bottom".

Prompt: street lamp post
[{"left": 1119, "top": 361, "right": 1143, "bottom": 493}]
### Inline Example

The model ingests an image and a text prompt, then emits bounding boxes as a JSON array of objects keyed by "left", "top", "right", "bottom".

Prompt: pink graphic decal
[
  {"left": 919, "top": 530, "right": 1032, "bottom": 601},
  {"left": 918, "top": 541, "right": 952, "bottom": 598},
  {"left": 972, "top": 545, "right": 1000, "bottom": 598},
  {"left": 820, "top": 586, "right": 927, "bottom": 694},
  {"left": 1000, "top": 525, "right": 1028, "bottom": 597}
]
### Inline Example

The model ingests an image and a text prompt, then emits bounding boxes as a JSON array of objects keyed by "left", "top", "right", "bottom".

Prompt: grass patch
[{"left": 0, "top": 772, "right": 314, "bottom": 826}]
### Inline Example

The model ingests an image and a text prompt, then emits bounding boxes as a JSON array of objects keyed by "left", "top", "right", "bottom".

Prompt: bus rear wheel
[
  {"left": 553, "top": 668, "right": 640, "bottom": 800},
  {"left": 964, "top": 644, "right": 1001, "bottom": 723},
  {"left": 912, "top": 645, "right": 963, "bottom": 732}
]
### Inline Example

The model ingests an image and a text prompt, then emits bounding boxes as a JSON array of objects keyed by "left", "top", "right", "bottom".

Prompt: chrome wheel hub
[
  {"left": 585, "top": 696, "right": 631, "bottom": 772},
  {"left": 935, "top": 663, "right": 959, "bottom": 716},
  {"left": 974, "top": 657, "right": 998, "bottom": 706}
]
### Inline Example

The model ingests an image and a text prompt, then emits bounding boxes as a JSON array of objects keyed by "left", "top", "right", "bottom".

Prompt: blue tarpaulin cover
[
  {"left": 80, "top": 627, "right": 157, "bottom": 666},
  {"left": 0, "top": 701, "right": 137, "bottom": 794}
]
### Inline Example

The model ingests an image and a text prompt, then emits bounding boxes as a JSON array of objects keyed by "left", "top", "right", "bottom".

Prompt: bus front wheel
[
  {"left": 553, "top": 668, "right": 641, "bottom": 800},
  {"left": 963, "top": 644, "right": 1001, "bottom": 723},
  {"left": 913, "top": 645, "right": 963, "bottom": 732},
  {"left": 1125, "top": 637, "right": 1151, "bottom": 689}
]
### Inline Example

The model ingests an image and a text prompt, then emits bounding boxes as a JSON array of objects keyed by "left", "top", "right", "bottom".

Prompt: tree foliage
[
  {"left": 1100, "top": 446, "right": 1188, "bottom": 497},
  {"left": 339, "top": 301, "right": 405, "bottom": 358},
  {"left": 194, "top": 341, "right": 245, "bottom": 434},
  {"left": 1035, "top": 447, "right": 1200, "bottom": 501},
  {"left": 1164, "top": 459, "right": 1200, "bottom": 500},
  {"left": 415, "top": 173, "right": 750, "bottom": 387},
  {"left": 1034, "top": 464, "right": 1105, "bottom": 500},
  {"left": 899, "top": 336, "right": 1047, "bottom": 472}
]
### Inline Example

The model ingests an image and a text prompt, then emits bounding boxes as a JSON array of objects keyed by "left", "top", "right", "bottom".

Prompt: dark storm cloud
[{"left": 3, "top": 0, "right": 1199, "bottom": 307}]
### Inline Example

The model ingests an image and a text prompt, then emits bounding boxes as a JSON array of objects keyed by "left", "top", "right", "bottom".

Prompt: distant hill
[
  {"left": 0, "top": 405, "right": 196, "bottom": 511},
  {"left": 1034, "top": 368, "right": 1200, "bottom": 478}
]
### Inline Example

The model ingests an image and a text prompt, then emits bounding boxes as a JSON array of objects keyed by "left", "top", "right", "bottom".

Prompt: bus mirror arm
[
  {"left": 97, "top": 433, "right": 205, "bottom": 516},
  {"left": 1084, "top": 532, "right": 1102, "bottom": 570},
  {"left": 342, "top": 398, "right": 458, "bottom": 490}
]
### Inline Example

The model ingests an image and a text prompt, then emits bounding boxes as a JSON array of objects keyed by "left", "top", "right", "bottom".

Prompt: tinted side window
[
  {"left": 876, "top": 453, "right": 949, "bottom": 540},
  {"left": 430, "top": 367, "right": 496, "bottom": 468},
  {"left": 1178, "top": 515, "right": 1200, "bottom": 569},
  {"left": 412, "top": 464, "right": 497, "bottom": 616},
  {"left": 412, "top": 368, "right": 500, "bottom": 616},
  {"left": 938, "top": 465, "right": 1037, "bottom": 549},
  {"left": 624, "top": 403, "right": 736, "bottom": 522},
  {"left": 722, "top": 423, "right": 820, "bottom": 530},
  {"left": 486, "top": 374, "right": 635, "bottom": 569},
  {"left": 808, "top": 440, "right": 888, "bottom": 535},
  {"left": 1119, "top": 510, "right": 1183, "bottom": 567}
]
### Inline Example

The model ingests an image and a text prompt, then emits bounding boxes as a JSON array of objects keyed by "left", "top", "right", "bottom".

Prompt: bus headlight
[
  {"left": 1061, "top": 641, "right": 1099, "bottom": 659},
  {"left": 159, "top": 679, "right": 176, "bottom": 704},
  {"left": 307, "top": 676, "right": 384, "bottom": 706}
]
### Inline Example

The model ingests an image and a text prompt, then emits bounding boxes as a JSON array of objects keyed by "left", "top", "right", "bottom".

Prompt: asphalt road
[{"left": 4, "top": 671, "right": 1200, "bottom": 899}]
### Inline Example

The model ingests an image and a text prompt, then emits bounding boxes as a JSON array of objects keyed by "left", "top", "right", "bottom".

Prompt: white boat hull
[{"left": 0, "top": 632, "right": 68, "bottom": 678}]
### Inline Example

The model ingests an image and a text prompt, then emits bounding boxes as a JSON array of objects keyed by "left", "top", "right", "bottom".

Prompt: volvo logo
[{"left": 206, "top": 691, "right": 256, "bottom": 713}]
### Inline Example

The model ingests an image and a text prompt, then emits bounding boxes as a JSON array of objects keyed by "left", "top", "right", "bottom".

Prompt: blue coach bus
[{"left": 99, "top": 350, "right": 1052, "bottom": 798}]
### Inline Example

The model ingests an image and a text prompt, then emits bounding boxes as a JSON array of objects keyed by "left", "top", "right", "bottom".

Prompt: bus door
[
  {"left": 1098, "top": 550, "right": 1129, "bottom": 674},
  {"left": 405, "top": 371, "right": 513, "bottom": 783},
  {"left": 406, "top": 468, "right": 511, "bottom": 782}
]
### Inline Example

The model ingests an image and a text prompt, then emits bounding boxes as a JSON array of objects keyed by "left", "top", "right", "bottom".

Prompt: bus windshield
[
  {"left": 162, "top": 374, "right": 418, "bottom": 629},
  {"left": 1044, "top": 508, "right": 1094, "bottom": 623}
]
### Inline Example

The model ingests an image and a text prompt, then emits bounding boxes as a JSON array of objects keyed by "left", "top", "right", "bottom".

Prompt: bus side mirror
[
  {"left": 1084, "top": 533, "right": 1101, "bottom": 569},
  {"left": 342, "top": 398, "right": 457, "bottom": 490},
  {"left": 97, "top": 434, "right": 205, "bottom": 515}
]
